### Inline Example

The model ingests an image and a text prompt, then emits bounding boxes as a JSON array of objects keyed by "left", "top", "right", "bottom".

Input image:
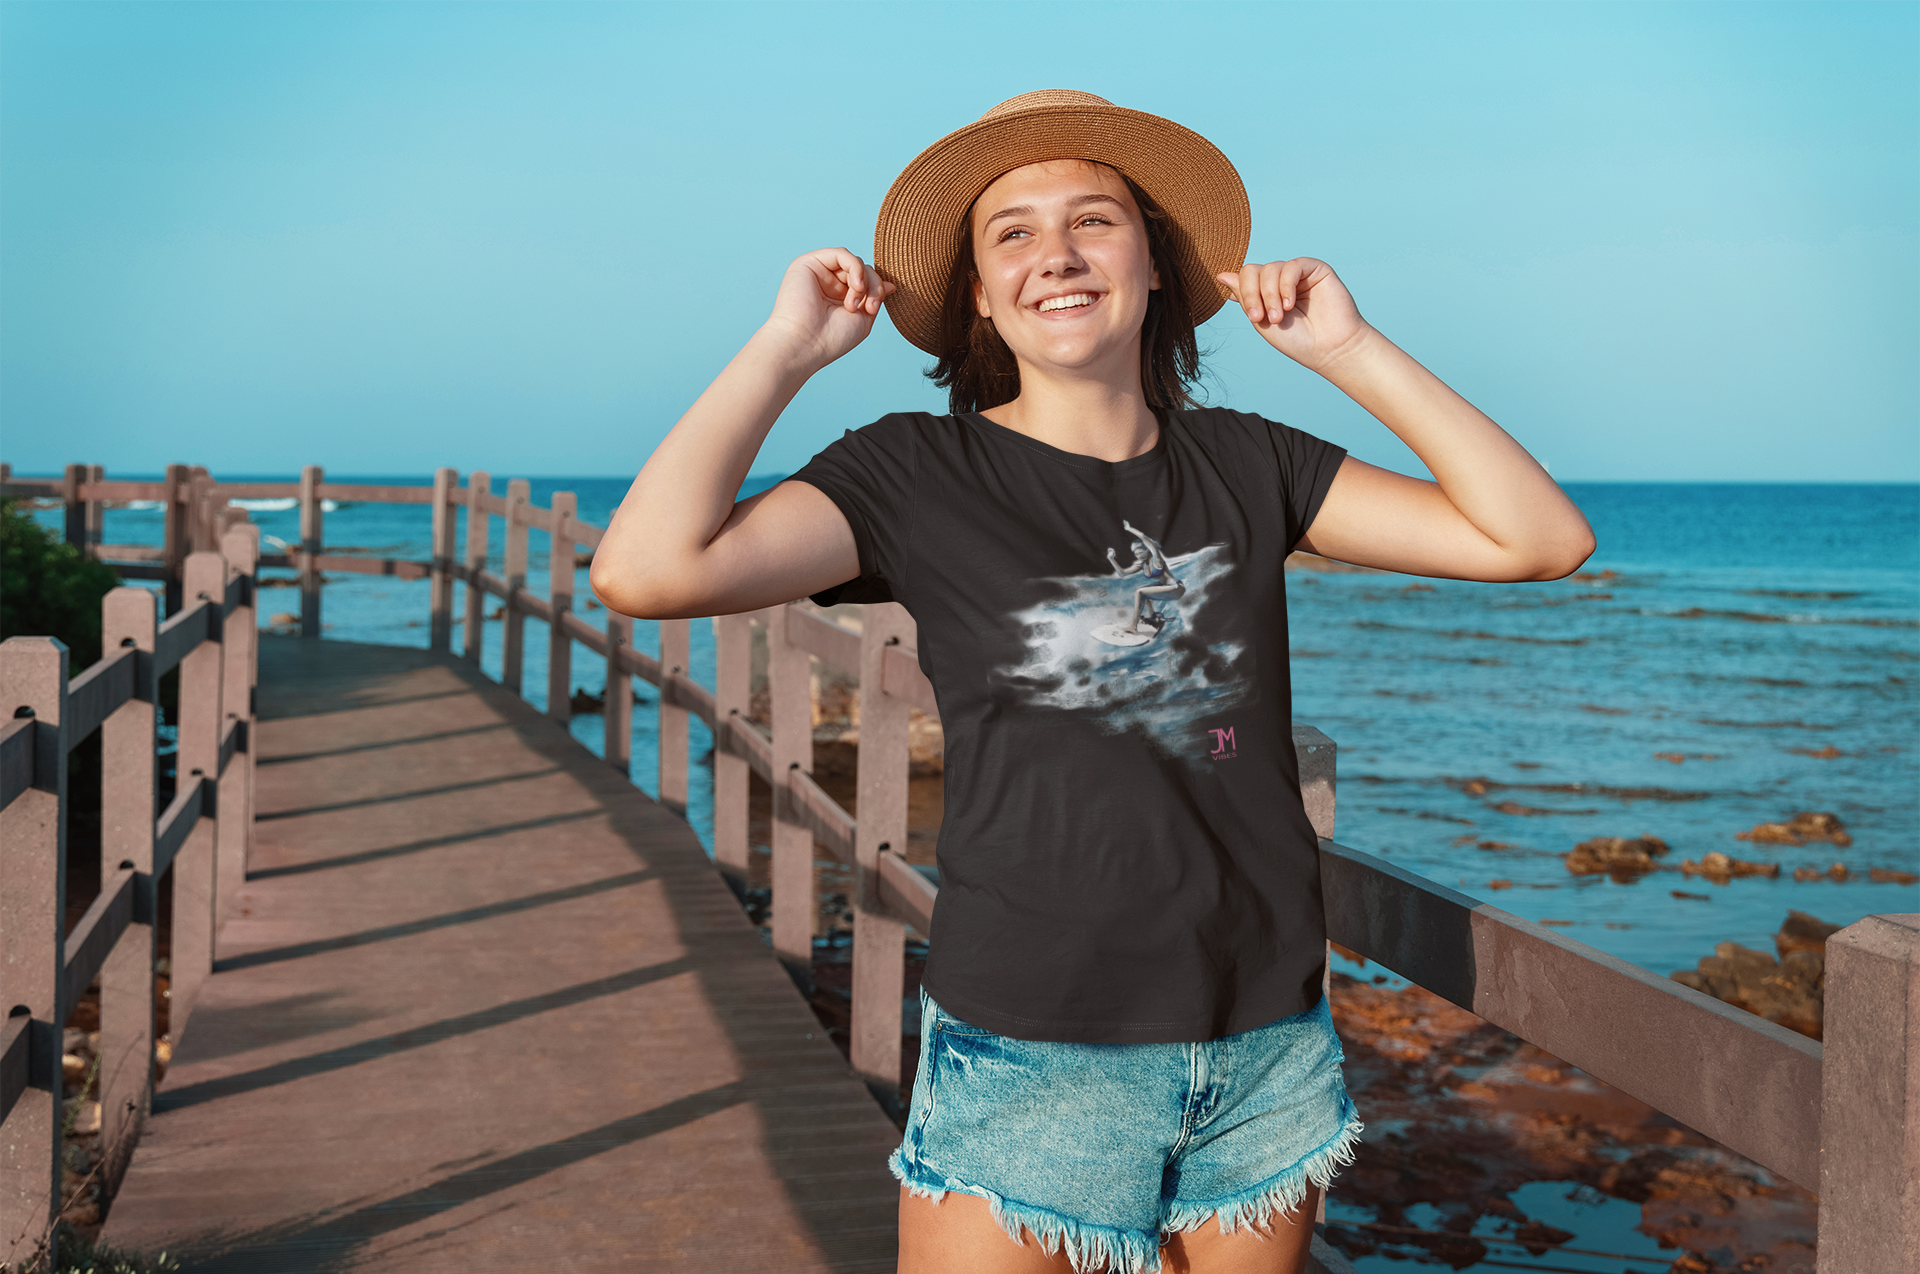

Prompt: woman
[
  {"left": 1107, "top": 519, "right": 1184, "bottom": 638},
  {"left": 594, "top": 91, "right": 1593, "bottom": 1274}
]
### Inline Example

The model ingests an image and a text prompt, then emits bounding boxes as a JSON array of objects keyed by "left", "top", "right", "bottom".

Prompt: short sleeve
[
  {"left": 1261, "top": 416, "right": 1347, "bottom": 550},
  {"left": 786, "top": 414, "right": 919, "bottom": 607}
]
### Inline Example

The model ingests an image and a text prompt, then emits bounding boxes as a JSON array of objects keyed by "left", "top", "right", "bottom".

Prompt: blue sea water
[{"left": 23, "top": 478, "right": 1919, "bottom": 974}]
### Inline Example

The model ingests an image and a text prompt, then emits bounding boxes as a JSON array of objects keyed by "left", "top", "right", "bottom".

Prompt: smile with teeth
[{"left": 1036, "top": 292, "right": 1103, "bottom": 313}]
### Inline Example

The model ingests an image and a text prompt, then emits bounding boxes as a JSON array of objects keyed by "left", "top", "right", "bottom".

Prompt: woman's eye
[{"left": 997, "top": 227, "right": 1030, "bottom": 242}]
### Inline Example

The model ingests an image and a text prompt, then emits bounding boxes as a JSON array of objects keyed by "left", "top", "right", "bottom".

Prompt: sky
[{"left": 2, "top": 1, "right": 1915, "bottom": 482}]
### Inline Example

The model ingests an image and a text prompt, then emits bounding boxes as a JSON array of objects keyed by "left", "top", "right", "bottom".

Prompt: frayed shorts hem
[{"left": 889, "top": 1098, "right": 1363, "bottom": 1274}]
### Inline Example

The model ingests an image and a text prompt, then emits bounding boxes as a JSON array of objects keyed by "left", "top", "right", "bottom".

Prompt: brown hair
[{"left": 927, "top": 169, "right": 1203, "bottom": 415}]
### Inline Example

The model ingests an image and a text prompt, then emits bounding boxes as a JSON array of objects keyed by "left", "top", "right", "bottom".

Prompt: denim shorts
[{"left": 889, "top": 988, "right": 1362, "bottom": 1274}]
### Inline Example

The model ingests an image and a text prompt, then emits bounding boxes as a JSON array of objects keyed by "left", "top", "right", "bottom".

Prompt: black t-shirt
[{"left": 789, "top": 408, "right": 1347, "bottom": 1044}]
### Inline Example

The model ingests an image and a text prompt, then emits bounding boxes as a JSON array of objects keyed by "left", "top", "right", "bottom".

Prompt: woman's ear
[
  {"left": 972, "top": 272, "right": 992, "bottom": 319},
  {"left": 1149, "top": 257, "right": 1162, "bottom": 291}
]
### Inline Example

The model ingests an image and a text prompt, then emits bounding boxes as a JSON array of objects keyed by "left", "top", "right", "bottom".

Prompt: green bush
[{"left": 0, "top": 498, "right": 122, "bottom": 668}]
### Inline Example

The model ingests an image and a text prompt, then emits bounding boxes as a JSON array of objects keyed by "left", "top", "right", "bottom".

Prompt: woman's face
[{"left": 969, "top": 159, "right": 1159, "bottom": 379}]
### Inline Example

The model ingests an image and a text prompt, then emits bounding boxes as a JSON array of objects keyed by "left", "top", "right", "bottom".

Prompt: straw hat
[{"left": 874, "top": 89, "right": 1250, "bottom": 356}]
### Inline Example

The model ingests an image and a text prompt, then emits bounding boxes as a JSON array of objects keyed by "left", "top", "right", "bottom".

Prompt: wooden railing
[
  {"left": 0, "top": 478, "right": 259, "bottom": 1268},
  {"left": 3, "top": 463, "right": 1913, "bottom": 1273}
]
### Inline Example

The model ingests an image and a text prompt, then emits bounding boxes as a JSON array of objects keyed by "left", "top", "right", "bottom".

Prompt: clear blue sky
[{"left": 2, "top": 1, "right": 1914, "bottom": 481}]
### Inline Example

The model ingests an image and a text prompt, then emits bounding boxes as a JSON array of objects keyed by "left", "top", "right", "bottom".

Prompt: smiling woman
[{"left": 591, "top": 88, "right": 1593, "bottom": 1274}]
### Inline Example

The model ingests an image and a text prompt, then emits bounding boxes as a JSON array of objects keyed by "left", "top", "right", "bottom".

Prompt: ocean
[{"left": 25, "top": 478, "right": 1919, "bottom": 977}]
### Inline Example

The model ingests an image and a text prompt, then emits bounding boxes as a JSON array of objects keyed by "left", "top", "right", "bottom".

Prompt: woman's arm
[
  {"left": 591, "top": 249, "right": 895, "bottom": 619},
  {"left": 1218, "top": 259, "right": 1594, "bottom": 582}
]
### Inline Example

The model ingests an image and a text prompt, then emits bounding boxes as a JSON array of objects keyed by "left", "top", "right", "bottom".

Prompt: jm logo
[{"left": 1208, "top": 727, "right": 1237, "bottom": 759}]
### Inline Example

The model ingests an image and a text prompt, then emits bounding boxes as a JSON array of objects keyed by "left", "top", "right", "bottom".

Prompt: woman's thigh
[{"left": 898, "top": 1185, "right": 1324, "bottom": 1274}]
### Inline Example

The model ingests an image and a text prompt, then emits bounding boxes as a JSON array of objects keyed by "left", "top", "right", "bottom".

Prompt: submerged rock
[
  {"left": 1669, "top": 911, "right": 1835, "bottom": 1039},
  {"left": 1680, "top": 850, "right": 1781, "bottom": 881},
  {"left": 1564, "top": 835, "right": 1669, "bottom": 879},
  {"left": 1736, "top": 811, "right": 1852, "bottom": 847}
]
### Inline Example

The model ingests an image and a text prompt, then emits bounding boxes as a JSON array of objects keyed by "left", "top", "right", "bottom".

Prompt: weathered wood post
[
  {"left": 711, "top": 612, "right": 753, "bottom": 894},
  {"left": 502, "top": 479, "right": 530, "bottom": 694},
  {"left": 851, "top": 603, "right": 913, "bottom": 1115},
  {"left": 83, "top": 465, "right": 104, "bottom": 556},
  {"left": 0, "top": 637, "right": 69, "bottom": 1269},
  {"left": 463, "top": 470, "right": 491, "bottom": 663},
  {"left": 298, "top": 465, "right": 323, "bottom": 638},
  {"left": 547, "top": 492, "right": 576, "bottom": 724},
  {"left": 170, "top": 552, "right": 226, "bottom": 1034},
  {"left": 97, "top": 588, "right": 158, "bottom": 1198},
  {"left": 428, "top": 468, "right": 458, "bottom": 653},
  {"left": 162, "top": 464, "right": 191, "bottom": 614},
  {"left": 1818, "top": 912, "right": 1920, "bottom": 1273},
  {"left": 216, "top": 527, "right": 258, "bottom": 924},
  {"left": 603, "top": 612, "right": 633, "bottom": 777},
  {"left": 63, "top": 463, "right": 87, "bottom": 550},
  {"left": 658, "top": 620, "right": 690, "bottom": 818},
  {"left": 762, "top": 606, "right": 812, "bottom": 984}
]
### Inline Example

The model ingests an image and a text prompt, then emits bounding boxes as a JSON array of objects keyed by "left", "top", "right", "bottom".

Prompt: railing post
[
  {"left": 712, "top": 612, "right": 753, "bottom": 894},
  {"left": 658, "top": 619, "right": 690, "bottom": 818},
  {"left": 98, "top": 588, "right": 158, "bottom": 1198},
  {"left": 762, "top": 605, "right": 811, "bottom": 984},
  {"left": 546, "top": 492, "right": 576, "bottom": 724},
  {"left": 428, "top": 468, "right": 457, "bottom": 653},
  {"left": 851, "top": 603, "right": 913, "bottom": 1115},
  {"left": 162, "top": 463, "right": 190, "bottom": 614},
  {"left": 218, "top": 526, "right": 258, "bottom": 924},
  {"left": 84, "top": 465, "right": 104, "bottom": 557},
  {"left": 0, "top": 637, "right": 69, "bottom": 1270},
  {"left": 189, "top": 471, "right": 219, "bottom": 554},
  {"left": 463, "top": 470, "right": 490, "bottom": 663},
  {"left": 604, "top": 614, "right": 633, "bottom": 777},
  {"left": 298, "top": 465, "right": 323, "bottom": 638},
  {"left": 501, "top": 479, "right": 530, "bottom": 693},
  {"left": 1817, "top": 912, "right": 1919, "bottom": 1273},
  {"left": 170, "top": 552, "right": 226, "bottom": 1034},
  {"left": 63, "top": 463, "right": 87, "bottom": 550}
]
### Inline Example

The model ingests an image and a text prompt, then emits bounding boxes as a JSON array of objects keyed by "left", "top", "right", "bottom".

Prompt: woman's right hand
[{"left": 761, "top": 248, "right": 896, "bottom": 371}]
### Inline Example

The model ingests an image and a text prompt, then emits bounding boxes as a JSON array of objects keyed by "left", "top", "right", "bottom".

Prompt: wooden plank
[
  {"left": 0, "top": 635, "right": 68, "bottom": 1266},
  {"left": 502, "top": 480, "right": 530, "bottom": 694},
  {"left": 170, "top": 554, "right": 226, "bottom": 1037},
  {"left": 851, "top": 605, "right": 912, "bottom": 1113},
  {"left": 205, "top": 483, "right": 300, "bottom": 500},
  {"left": 63, "top": 867, "right": 138, "bottom": 1014},
  {"left": 429, "top": 469, "right": 457, "bottom": 652},
  {"left": 875, "top": 850, "right": 935, "bottom": 935},
  {"left": 785, "top": 606, "right": 862, "bottom": 676},
  {"left": 0, "top": 479, "right": 62, "bottom": 498},
  {"left": 100, "top": 638, "right": 905, "bottom": 1271},
  {"left": 763, "top": 607, "right": 811, "bottom": 980},
  {"left": 100, "top": 586, "right": 160, "bottom": 1177},
  {"left": 153, "top": 781, "right": 205, "bottom": 879},
  {"left": 79, "top": 480, "right": 173, "bottom": 502},
  {"left": 663, "top": 671, "right": 715, "bottom": 729},
  {"left": 558, "top": 609, "right": 609, "bottom": 657},
  {"left": 658, "top": 620, "right": 690, "bottom": 817},
  {"left": 97, "top": 543, "right": 168, "bottom": 562},
  {"left": 712, "top": 613, "right": 753, "bottom": 891},
  {"left": 787, "top": 769, "right": 856, "bottom": 866},
  {"left": 154, "top": 599, "right": 213, "bottom": 677},
  {"left": 462, "top": 471, "right": 490, "bottom": 663},
  {"left": 615, "top": 640, "right": 663, "bottom": 687},
  {"left": 309, "top": 555, "right": 431, "bottom": 581},
  {"left": 603, "top": 611, "right": 633, "bottom": 777},
  {"left": 547, "top": 492, "right": 577, "bottom": 725},
  {"left": 319, "top": 484, "right": 435, "bottom": 505},
  {"left": 299, "top": 466, "right": 323, "bottom": 639},
  {"left": 64, "top": 647, "right": 137, "bottom": 748},
  {"left": 1319, "top": 839, "right": 1823, "bottom": 1190}
]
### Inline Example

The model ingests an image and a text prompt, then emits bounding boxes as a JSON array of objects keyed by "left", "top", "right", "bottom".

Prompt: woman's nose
[{"left": 1039, "top": 235, "right": 1086, "bottom": 278}]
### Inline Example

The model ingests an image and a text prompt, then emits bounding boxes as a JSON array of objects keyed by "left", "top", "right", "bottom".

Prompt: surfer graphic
[{"left": 1099, "top": 520, "right": 1187, "bottom": 645}]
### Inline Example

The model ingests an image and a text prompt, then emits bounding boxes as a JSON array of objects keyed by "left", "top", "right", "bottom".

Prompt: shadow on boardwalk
[{"left": 101, "top": 637, "right": 900, "bottom": 1272}]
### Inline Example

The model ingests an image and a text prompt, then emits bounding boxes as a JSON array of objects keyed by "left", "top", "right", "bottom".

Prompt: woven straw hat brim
[{"left": 874, "top": 97, "right": 1251, "bottom": 356}]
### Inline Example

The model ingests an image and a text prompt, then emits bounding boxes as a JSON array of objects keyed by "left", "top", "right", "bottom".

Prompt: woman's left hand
[{"left": 1216, "top": 258, "right": 1372, "bottom": 374}]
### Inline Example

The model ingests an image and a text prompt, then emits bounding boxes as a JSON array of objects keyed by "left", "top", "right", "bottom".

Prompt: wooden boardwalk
[{"left": 101, "top": 637, "right": 903, "bottom": 1272}]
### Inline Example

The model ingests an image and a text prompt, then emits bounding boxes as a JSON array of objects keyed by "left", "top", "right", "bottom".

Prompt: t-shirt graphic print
[
  {"left": 999, "top": 524, "right": 1255, "bottom": 770},
  {"left": 791, "top": 407, "right": 1346, "bottom": 1044}
]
